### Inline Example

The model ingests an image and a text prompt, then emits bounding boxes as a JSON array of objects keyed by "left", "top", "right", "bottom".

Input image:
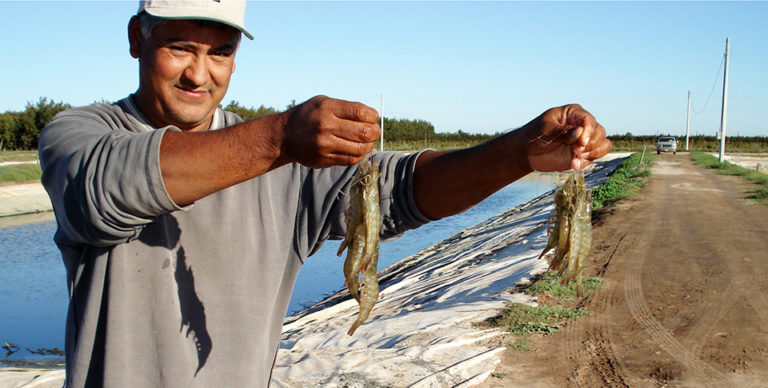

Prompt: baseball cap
[{"left": 138, "top": 0, "right": 254, "bottom": 40}]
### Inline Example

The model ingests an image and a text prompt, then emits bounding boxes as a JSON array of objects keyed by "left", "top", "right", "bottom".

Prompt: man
[{"left": 39, "top": 0, "right": 611, "bottom": 386}]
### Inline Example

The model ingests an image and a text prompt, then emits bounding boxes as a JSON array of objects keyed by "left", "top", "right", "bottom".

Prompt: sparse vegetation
[
  {"left": 479, "top": 271, "right": 603, "bottom": 346},
  {"left": 516, "top": 270, "right": 603, "bottom": 299},
  {"left": 507, "top": 338, "right": 531, "bottom": 352},
  {"left": 591, "top": 152, "right": 654, "bottom": 209},
  {"left": 690, "top": 152, "right": 768, "bottom": 205},
  {"left": 485, "top": 303, "right": 590, "bottom": 336}
]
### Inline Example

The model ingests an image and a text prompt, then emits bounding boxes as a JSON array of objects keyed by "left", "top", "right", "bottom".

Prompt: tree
[
  {"left": 0, "top": 97, "right": 70, "bottom": 150},
  {"left": 222, "top": 100, "right": 279, "bottom": 121},
  {"left": 383, "top": 118, "right": 435, "bottom": 142}
]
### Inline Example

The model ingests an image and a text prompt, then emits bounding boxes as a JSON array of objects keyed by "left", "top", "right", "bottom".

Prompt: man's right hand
[
  {"left": 160, "top": 95, "right": 380, "bottom": 205},
  {"left": 280, "top": 95, "right": 381, "bottom": 168}
]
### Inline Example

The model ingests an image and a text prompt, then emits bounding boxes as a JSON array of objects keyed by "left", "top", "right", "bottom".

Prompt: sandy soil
[{"left": 479, "top": 153, "right": 768, "bottom": 387}]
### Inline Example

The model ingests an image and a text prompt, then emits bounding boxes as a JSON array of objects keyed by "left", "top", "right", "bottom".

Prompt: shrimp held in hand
[
  {"left": 538, "top": 170, "right": 592, "bottom": 296},
  {"left": 337, "top": 157, "right": 382, "bottom": 335}
]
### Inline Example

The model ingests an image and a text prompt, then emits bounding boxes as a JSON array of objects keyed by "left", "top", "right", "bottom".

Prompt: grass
[
  {"left": 484, "top": 303, "right": 590, "bottom": 336},
  {"left": 515, "top": 270, "right": 604, "bottom": 299},
  {"left": 0, "top": 150, "right": 38, "bottom": 162},
  {"left": 507, "top": 338, "right": 531, "bottom": 352},
  {"left": 0, "top": 163, "right": 42, "bottom": 185},
  {"left": 591, "top": 151, "right": 654, "bottom": 209},
  {"left": 690, "top": 152, "right": 768, "bottom": 205},
  {"left": 479, "top": 271, "right": 603, "bottom": 340}
]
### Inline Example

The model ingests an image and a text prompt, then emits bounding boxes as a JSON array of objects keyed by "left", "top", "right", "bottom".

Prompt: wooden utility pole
[{"left": 718, "top": 38, "right": 731, "bottom": 163}]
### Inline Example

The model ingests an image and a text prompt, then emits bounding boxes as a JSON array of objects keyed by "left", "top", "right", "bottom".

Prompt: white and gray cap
[{"left": 138, "top": 0, "right": 254, "bottom": 40}]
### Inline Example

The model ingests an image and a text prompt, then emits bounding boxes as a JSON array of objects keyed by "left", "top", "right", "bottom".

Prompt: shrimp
[
  {"left": 337, "top": 157, "right": 382, "bottom": 335},
  {"left": 539, "top": 170, "right": 592, "bottom": 296}
]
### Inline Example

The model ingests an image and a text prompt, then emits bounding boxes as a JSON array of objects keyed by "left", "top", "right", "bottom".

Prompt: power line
[{"left": 691, "top": 54, "right": 725, "bottom": 114}]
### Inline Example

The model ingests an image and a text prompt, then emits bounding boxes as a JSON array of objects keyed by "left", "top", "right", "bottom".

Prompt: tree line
[
  {"left": 0, "top": 98, "right": 496, "bottom": 151},
  {"left": 609, "top": 132, "right": 768, "bottom": 153},
  {"left": 3, "top": 99, "right": 764, "bottom": 152}
]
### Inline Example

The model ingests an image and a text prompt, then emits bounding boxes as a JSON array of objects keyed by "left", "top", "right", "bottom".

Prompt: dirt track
[{"left": 481, "top": 153, "right": 768, "bottom": 387}]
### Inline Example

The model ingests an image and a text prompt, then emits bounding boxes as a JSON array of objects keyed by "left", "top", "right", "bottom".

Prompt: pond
[{"left": 0, "top": 174, "right": 556, "bottom": 365}]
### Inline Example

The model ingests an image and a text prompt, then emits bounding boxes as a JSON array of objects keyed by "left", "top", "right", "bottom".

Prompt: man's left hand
[{"left": 520, "top": 104, "right": 612, "bottom": 172}]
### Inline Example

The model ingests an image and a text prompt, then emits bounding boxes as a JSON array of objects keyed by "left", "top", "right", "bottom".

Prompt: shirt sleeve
[{"left": 38, "top": 105, "right": 182, "bottom": 247}]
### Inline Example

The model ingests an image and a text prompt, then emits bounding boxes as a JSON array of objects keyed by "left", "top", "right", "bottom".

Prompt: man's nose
[{"left": 181, "top": 55, "right": 209, "bottom": 87}]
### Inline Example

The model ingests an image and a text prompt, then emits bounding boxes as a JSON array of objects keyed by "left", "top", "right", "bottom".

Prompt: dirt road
[{"left": 481, "top": 153, "right": 768, "bottom": 387}]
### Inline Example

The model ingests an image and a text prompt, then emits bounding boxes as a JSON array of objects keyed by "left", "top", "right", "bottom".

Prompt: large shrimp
[
  {"left": 538, "top": 170, "right": 592, "bottom": 296},
  {"left": 338, "top": 157, "right": 382, "bottom": 335}
]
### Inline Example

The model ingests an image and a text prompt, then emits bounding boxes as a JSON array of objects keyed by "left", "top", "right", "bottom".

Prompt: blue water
[
  {"left": 0, "top": 220, "right": 66, "bottom": 364},
  {"left": 287, "top": 176, "right": 556, "bottom": 314},
  {"left": 0, "top": 176, "right": 555, "bottom": 363}
]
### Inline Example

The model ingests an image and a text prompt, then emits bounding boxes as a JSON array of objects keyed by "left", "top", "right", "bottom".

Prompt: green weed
[
  {"left": 480, "top": 271, "right": 601, "bottom": 337},
  {"left": 484, "top": 303, "right": 589, "bottom": 336},
  {"left": 507, "top": 338, "right": 531, "bottom": 352},
  {"left": 592, "top": 152, "right": 654, "bottom": 209},
  {"left": 516, "top": 270, "right": 603, "bottom": 299}
]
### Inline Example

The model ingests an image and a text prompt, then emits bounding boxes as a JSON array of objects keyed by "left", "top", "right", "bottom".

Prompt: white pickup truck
[{"left": 656, "top": 136, "right": 677, "bottom": 154}]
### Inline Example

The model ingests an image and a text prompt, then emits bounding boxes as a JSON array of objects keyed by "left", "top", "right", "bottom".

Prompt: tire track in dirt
[
  {"left": 685, "top": 165, "right": 768, "bottom": 349},
  {"left": 622, "top": 158, "right": 737, "bottom": 387},
  {"left": 695, "top": 170, "right": 768, "bottom": 328},
  {"left": 624, "top": 249, "right": 734, "bottom": 387},
  {"left": 746, "top": 259, "right": 768, "bottom": 325},
  {"left": 564, "top": 229, "right": 630, "bottom": 387},
  {"left": 665, "top": 168, "right": 739, "bottom": 358},
  {"left": 480, "top": 154, "right": 768, "bottom": 387}
]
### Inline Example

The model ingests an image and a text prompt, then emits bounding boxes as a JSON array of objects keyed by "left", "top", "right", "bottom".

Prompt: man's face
[{"left": 130, "top": 19, "right": 240, "bottom": 132}]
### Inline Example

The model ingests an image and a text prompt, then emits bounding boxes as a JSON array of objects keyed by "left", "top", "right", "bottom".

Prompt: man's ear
[{"left": 128, "top": 16, "right": 142, "bottom": 59}]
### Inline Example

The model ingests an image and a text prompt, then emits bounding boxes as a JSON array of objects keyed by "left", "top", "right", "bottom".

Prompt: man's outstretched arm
[
  {"left": 159, "top": 95, "right": 381, "bottom": 206},
  {"left": 412, "top": 104, "right": 612, "bottom": 220}
]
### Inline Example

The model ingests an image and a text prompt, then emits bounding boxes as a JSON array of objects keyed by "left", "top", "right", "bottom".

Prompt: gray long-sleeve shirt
[{"left": 38, "top": 96, "right": 430, "bottom": 387}]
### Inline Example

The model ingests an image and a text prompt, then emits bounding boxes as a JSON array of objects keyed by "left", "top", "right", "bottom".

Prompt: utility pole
[
  {"left": 685, "top": 90, "right": 691, "bottom": 151},
  {"left": 380, "top": 93, "right": 384, "bottom": 151},
  {"left": 718, "top": 37, "right": 730, "bottom": 163}
]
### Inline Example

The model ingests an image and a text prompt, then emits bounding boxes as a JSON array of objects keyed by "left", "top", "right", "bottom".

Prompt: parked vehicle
[{"left": 657, "top": 137, "right": 677, "bottom": 154}]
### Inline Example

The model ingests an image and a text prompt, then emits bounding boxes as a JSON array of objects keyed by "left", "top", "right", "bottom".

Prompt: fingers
[
  {"left": 284, "top": 96, "right": 381, "bottom": 168},
  {"left": 527, "top": 103, "right": 611, "bottom": 172},
  {"left": 571, "top": 120, "right": 611, "bottom": 170},
  {"left": 305, "top": 95, "right": 381, "bottom": 142},
  {"left": 561, "top": 106, "right": 592, "bottom": 146},
  {"left": 331, "top": 99, "right": 379, "bottom": 125}
]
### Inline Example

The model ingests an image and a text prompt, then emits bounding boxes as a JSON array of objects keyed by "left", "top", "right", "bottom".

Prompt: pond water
[
  {"left": 0, "top": 219, "right": 66, "bottom": 365},
  {"left": 287, "top": 175, "right": 558, "bottom": 314},
  {"left": 0, "top": 175, "right": 556, "bottom": 364}
]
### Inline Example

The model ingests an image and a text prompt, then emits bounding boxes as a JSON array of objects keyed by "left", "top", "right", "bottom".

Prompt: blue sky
[{"left": 2, "top": 1, "right": 766, "bottom": 136}]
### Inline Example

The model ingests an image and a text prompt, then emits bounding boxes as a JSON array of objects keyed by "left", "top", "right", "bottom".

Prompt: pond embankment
[
  {"left": 270, "top": 154, "right": 628, "bottom": 387},
  {"left": 0, "top": 154, "right": 629, "bottom": 387}
]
